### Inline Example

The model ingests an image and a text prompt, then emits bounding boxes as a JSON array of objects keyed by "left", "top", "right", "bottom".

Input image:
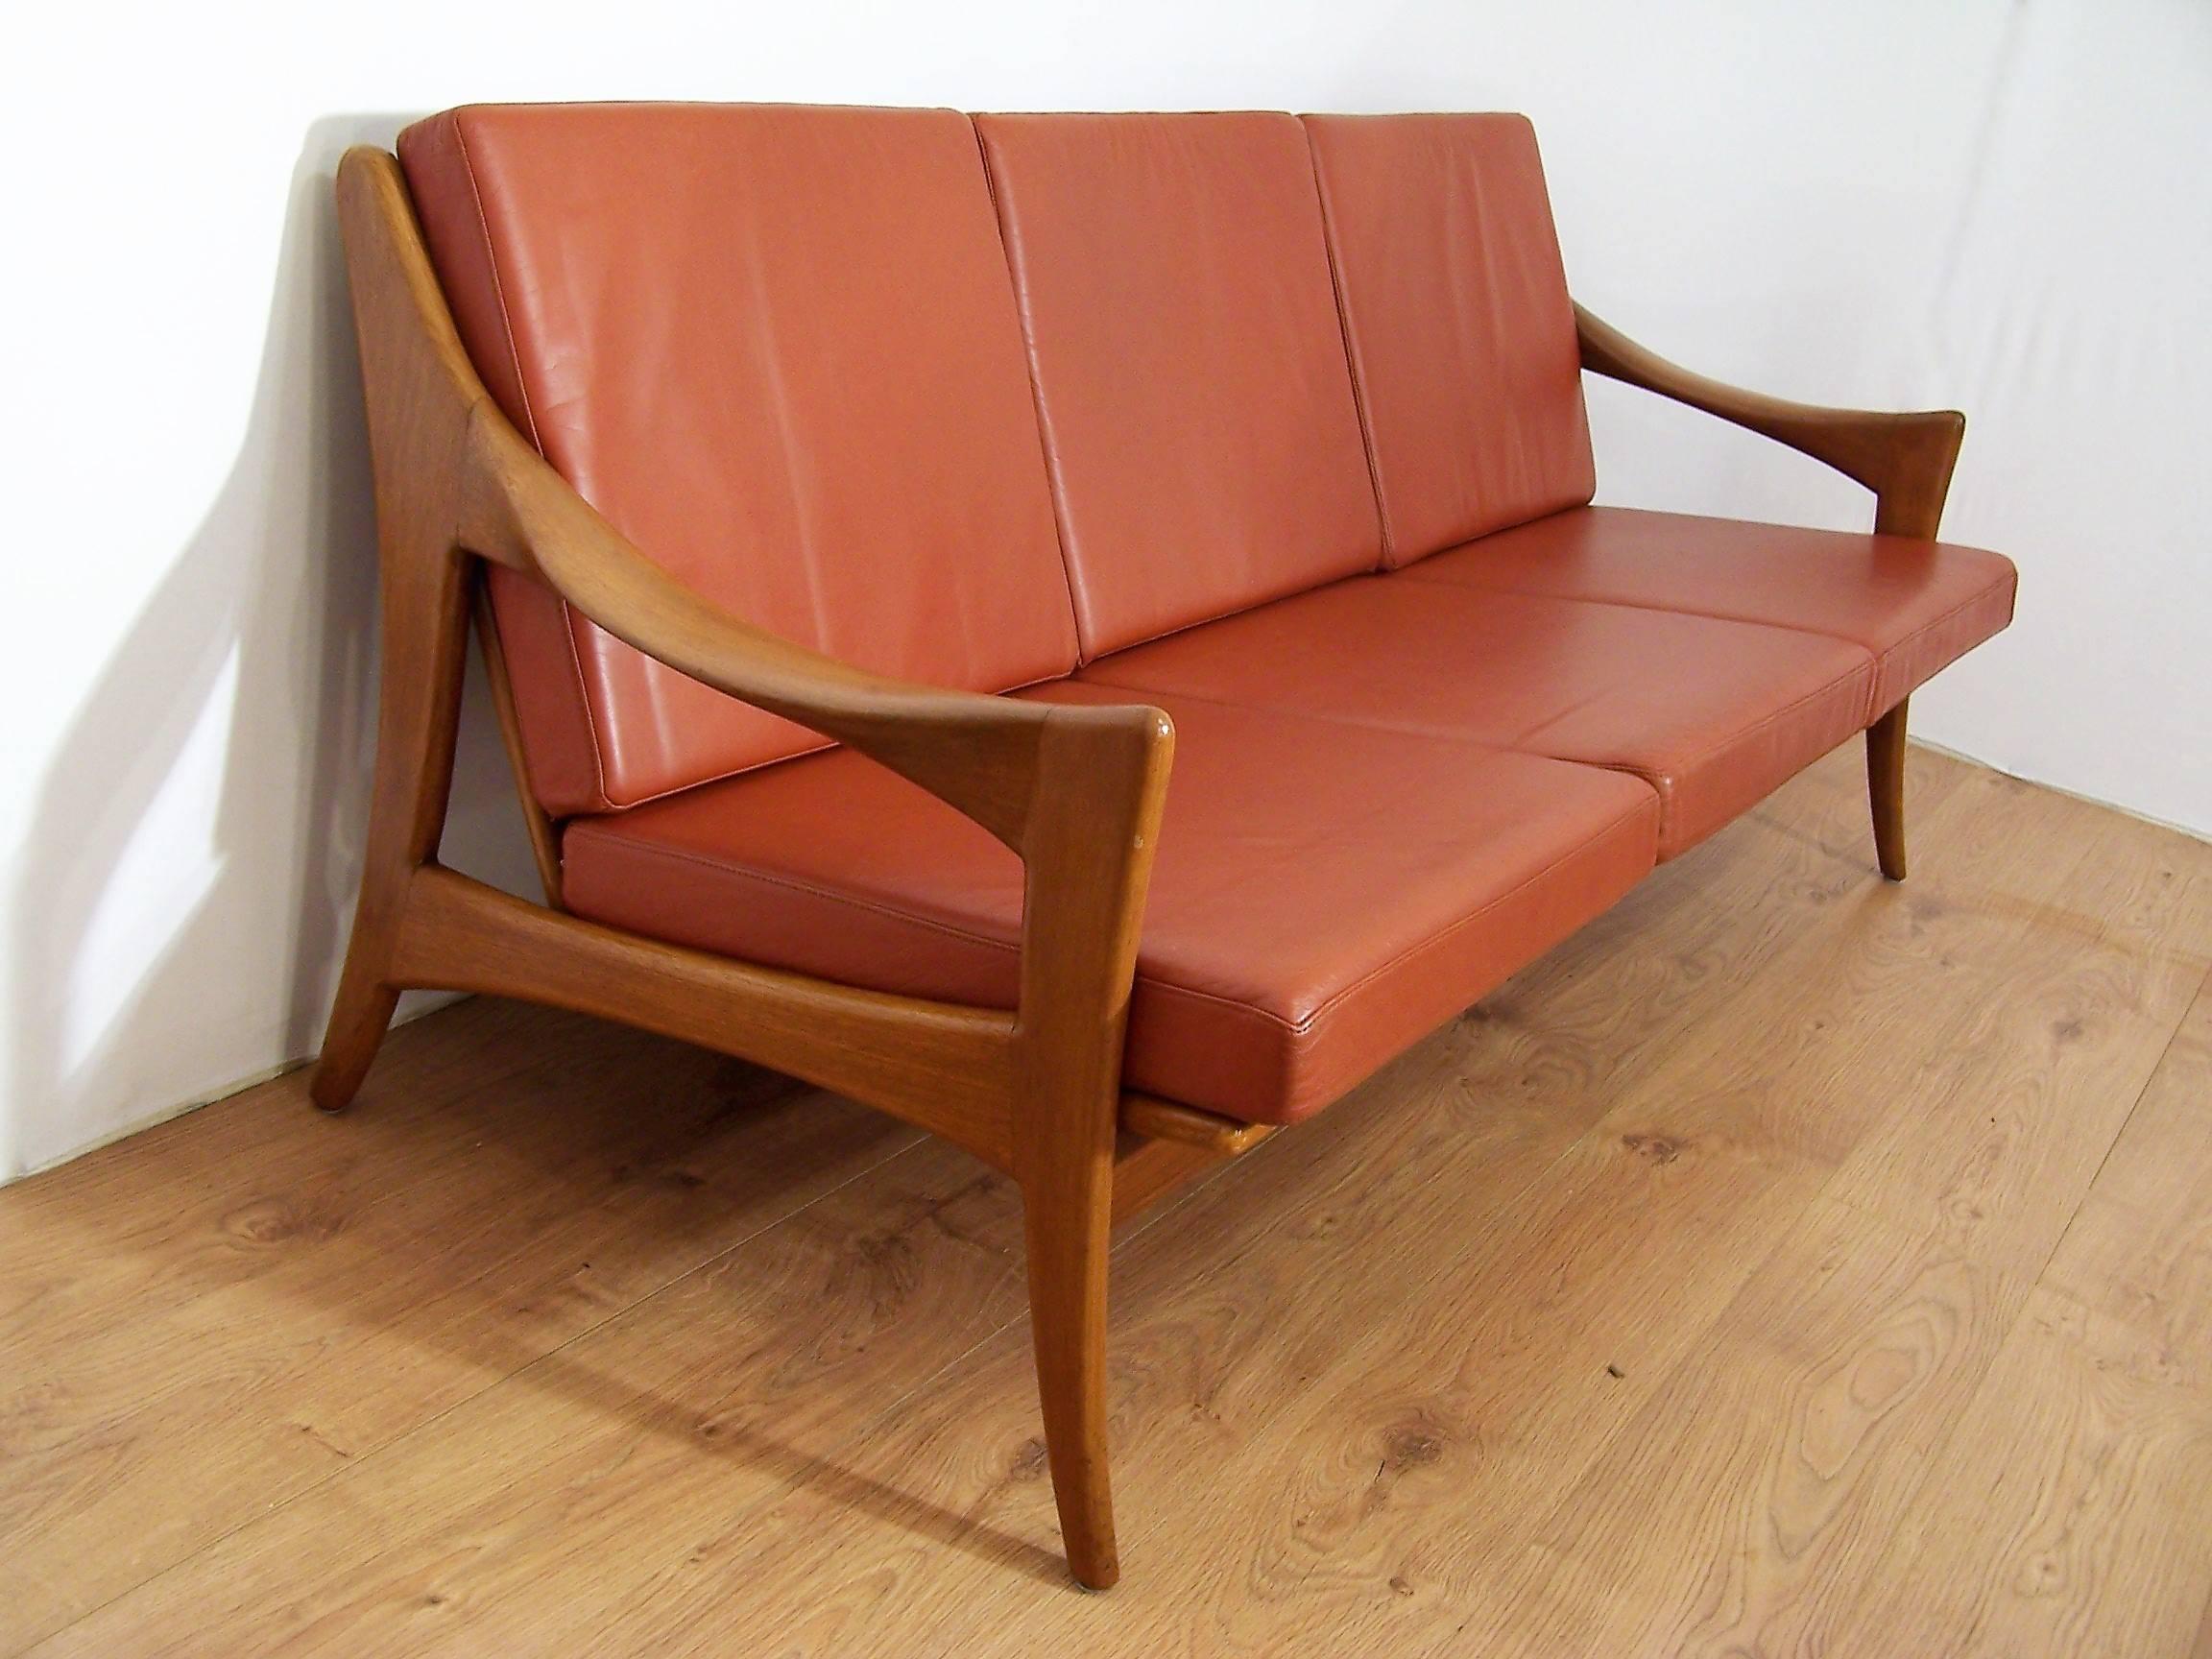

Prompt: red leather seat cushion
[
  {"left": 399, "top": 104, "right": 1078, "bottom": 813},
  {"left": 974, "top": 112, "right": 1382, "bottom": 656},
  {"left": 562, "top": 682, "right": 1659, "bottom": 1124},
  {"left": 1399, "top": 507, "right": 2018, "bottom": 716},
  {"left": 1302, "top": 113, "right": 1595, "bottom": 565},
  {"left": 1077, "top": 572, "right": 1877, "bottom": 859}
]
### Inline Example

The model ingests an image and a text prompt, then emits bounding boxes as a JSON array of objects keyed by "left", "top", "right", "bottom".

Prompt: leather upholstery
[
  {"left": 1302, "top": 114, "right": 1595, "bottom": 565},
  {"left": 399, "top": 104, "right": 1078, "bottom": 813},
  {"left": 974, "top": 113, "right": 1381, "bottom": 656},
  {"left": 1399, "top": 506, "right": 2018, "bottom": 716},
  {"left": 394, "top": 99, "right": 2018, "bottom": 1128},
  {"left": 1078, "top": 572, "right": 1876, "bottom": 859},
  {"left": 563, "top": 681, "right": 1660, "bottom": 1124}
]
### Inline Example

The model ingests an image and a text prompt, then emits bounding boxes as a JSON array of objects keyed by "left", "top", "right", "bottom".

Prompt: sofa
[{"left": 316, "top": 102, "right": 2017, "bottom": 1589}]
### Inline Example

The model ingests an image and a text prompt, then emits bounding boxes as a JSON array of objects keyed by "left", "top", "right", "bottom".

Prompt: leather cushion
[
  {"left": 1399, "top": 506, "right": 2017, "bottom": 715},
  {"left": 1303, "top": 113, "right": 1595, "bottom": 565},
  {"left": 974, "top": 112, "right": 1381, "bottom": 657},
  {"left": 399, "top": 104, "right": 1078, "bottom": 813},
  {"left": 1078, "top": 573, "right": 1877, "bottom": 859},
  {"left": 562, "top": 681, "right": 1659, "bottom": 1124}
]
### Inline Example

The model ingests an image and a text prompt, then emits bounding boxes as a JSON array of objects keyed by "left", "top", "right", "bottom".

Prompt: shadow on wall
[{"left": 4, "top": 115, "right": 539, "bottom": 1178}]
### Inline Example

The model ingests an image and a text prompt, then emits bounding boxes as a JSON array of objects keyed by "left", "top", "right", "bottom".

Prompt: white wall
[{"left": 4, "top": 0, "right": 2206, "bottom": 1177}]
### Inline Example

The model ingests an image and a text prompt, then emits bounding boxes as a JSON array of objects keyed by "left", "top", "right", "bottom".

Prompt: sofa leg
[
  {"left": 311, "top": 533, "right": 475, "bottom": 1113},
  {"left": 1001, "top": 710, "right": 1171, "bottom": 1589},
  {"left": 1868, "top": 696, "right": 1910, "bottom": 881},
  {"left": 1021, "top": 1144, "right": 1120, "bottom": 1590},
  {"left": 311, "top": 961, "right": 402, "bottom": 1114}
]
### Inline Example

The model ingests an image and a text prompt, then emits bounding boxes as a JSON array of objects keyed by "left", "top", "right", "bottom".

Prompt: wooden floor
[{"left": 5, "top": 743, "right": 2211, "bottom": 1658}]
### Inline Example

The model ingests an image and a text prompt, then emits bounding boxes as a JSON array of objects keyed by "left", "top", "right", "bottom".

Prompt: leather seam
[
  {"left": 565, "top": 830, "right": 1304, "bottom": 1036},
  {"left": 580, "top": 734, "right": 844, "bottom": 817},
  {"left": 1402, "top": 496, "right": 1598, "bottom": 568},
  {"left": 1075, "top": 647, "right": 1797, "bottom": 765},
  {"left": 558, "top": 613, "right": 613, "bottom": 813},
  {"left": 1392, "top": 518, "right": 2014, "bottom": 715},
  {"left": 1394, "top": 562, "right": 1887, "bottom": 650},
  {"left": 1858, "top": 580, "right": 2016, "bottom": 719},
  {"left": 447, "top": 117, "right": 613, "bottom": 812},
  {"left": 1301, "top": 121, "right": 1395, "bottom": 570},
  {"left": 447, "top": 120, "right": 543, "bottom": 451},
  {"left": 1490, "top": 663, "right": 1865, "bottom": 854},
  {"left": 1388, "top": 530, "right": 1893, "bottom": 650},
  {"left": 1089, "top": 565, "right": 1374, "bottom": 660},
  {"left": 1180, "top": 786, "right": 1659, "bottom": 1046},
  {"left": 1183, "top": 573, "right": 1885, "bottom": 765},
  {"left": 967, "top": 116, "right": 1088, "bottom": 672},
  {"left": 973, "top": 118, "right": 1097, "bottom": 666},
  {"left": 1568, "top": 658, "right": 1874, "bottom": 786},
  {"left": 567, "top": 782, "right": 1652, "bottom": 1050},
  {"left": 567, "top": 832, "right": 1023, "bottom": 959},
  {"left": 1081, "top": 638, "right": 1871, "bottom": 818}
]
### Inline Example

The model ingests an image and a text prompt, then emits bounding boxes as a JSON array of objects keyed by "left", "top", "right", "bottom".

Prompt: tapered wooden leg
[
  {"left": 310, "top": 968, "right": 402, "bottom": 1113},
  {"left": 1022, "top": 1150, "right": 1119, "bottom": 1589},
  {"left": 1005, "top": 709, "right": 1173, "bottom": 1589},
  {"left": 310, "top": 532, "right": 474, "bottom": 1112},
  {"left": 1868, "top": 696, "right": 1910, "bottom": 881}
]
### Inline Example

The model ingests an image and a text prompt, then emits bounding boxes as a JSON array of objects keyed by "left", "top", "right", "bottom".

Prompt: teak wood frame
[
  {"left": 1574, "top": 304, "right": 1965, "bottom": 880},
  {"left": 317, "top": 147, "right": 1963, "bottom": 1590}
]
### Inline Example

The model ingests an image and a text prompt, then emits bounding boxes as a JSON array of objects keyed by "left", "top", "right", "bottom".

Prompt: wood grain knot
[
  {"left": 1621, "top": 1132, "right": 1686, "bottom": 1165},
  {"left": 1382, "top": 1427, "right": 1443, "bottom": 1471},
  {"left": 1008, "top": 1435, "right": 1049, "bottom": 1481},
  {"left": 221, "top": 1194, "right": 346, "bottom": 1245}
]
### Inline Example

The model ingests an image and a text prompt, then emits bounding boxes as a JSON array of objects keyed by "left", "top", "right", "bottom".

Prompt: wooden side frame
[
  {"left": 1575, "top": 304, "right": 1966, "bottom": 880},
  {"left": 315, "top": 147, "right": 1266, "bottom": 1588},
  {"left": 319, "top": 155, "right": 1960, "bottom": 1588}
]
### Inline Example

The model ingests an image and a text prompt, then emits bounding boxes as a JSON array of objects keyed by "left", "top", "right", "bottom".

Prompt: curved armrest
[
  {"left": 458, "top": 402, "right": 1170, "bottom": 862},
  {"left": 1575, "top": 303, "right": 1963, "bottom": 539},
  {"left": 461, "top": 409, "right": 1176, "bottom": 1135}
]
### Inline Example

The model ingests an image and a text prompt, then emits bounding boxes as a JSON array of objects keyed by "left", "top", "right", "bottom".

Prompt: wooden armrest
[
  {"left": 1574, "top": 303, "right": 1964, "bottom": 539},
  {"left": 461, "top": 409, "right": 1169, "bottom": 856}
]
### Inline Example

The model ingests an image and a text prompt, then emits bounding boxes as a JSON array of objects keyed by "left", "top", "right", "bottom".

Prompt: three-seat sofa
[{"left": 316, "top": 102, "right": 2016, "bottom": 1588}]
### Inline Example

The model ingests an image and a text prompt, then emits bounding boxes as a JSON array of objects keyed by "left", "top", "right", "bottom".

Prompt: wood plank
[
  {"left": 654, "top": 756, "right": 2008, "bottom": 1659},
  {"left": 503, "top": 1030, "right": 1831, "bottom": 1659},
  {"left": 19, "top": 743, "right": 1928, "bottom": 1654},
  {"left": 2043, "top": 974, "right": 2212, "bottom": 1389},
  {"left": 1828, "top": 1288, "right": 2212, "bottom": 1658},
  {"left": 27, "top": 1133, "right": 1049, "bottom": 1659},
  {"left": 1475, "top": 822, "right": 2212, "bottom": 1657},
  {"left": 0, "top": 998, "right": 920, "bottom": 1648},
  {"left": 637, "top": 757, "right": 2201, "bottom": 1658},
  {"left": 1821, "top": 804, "right": 2212, "bottom": 1277},
  {"left": 1491, "top": 1195, "right": 2031, "bottom": 1656},
  {"left": 898, "top": 757, "right": 2188, "bottom": 1658},
  {"left": 17, "top": 746, "right": 2212, "bottom": 1659}
]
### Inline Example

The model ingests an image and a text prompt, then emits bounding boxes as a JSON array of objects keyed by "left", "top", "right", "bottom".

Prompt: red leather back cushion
[
  {"left": 974, "top": 112, "right": 1381, "bottom": 657},
  {"left": 1303, "top": 113, "right": 1594, "bottom": 566},
  {"left": 398, "top": 104, "right": 1078, "bottom": 813}
]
